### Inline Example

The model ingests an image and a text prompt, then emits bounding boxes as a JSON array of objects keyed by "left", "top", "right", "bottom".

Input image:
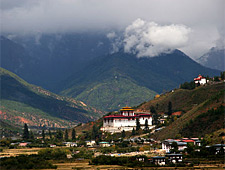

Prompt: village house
[
  {"left": 85, "top": 140, "right": 96, "bottom": 147},
  {"left": 151, "top": 156, "right": 166, "bottom": 166},
  {"left": 101, "top": 106, "right": 153, "bottom": 133},
  {"left": 63, "top": 142, "right": 77, "bottom": 147},
  {"left": 99, "top": 141, "right": 110, "bottom": 147},
  {"left": 162, "top": 138, "right": 202, "bottom": 153},
  {"left": 166, "top": 153, "right": 183, "bottom": 164},
  {"left": 194, "top": 74, "right": 208, "bottom": 85}
]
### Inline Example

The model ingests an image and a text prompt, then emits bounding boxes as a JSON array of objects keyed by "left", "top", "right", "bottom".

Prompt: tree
[
  {"left": 136, "top": 118, "right": 140, "bottom": 131},
  {"left": 23, "top": 123, "right": 29, "bottom": 140},
  {"left": 72, "top": 128, "right": 76, "bottom": 141},
  {"left": 132, "top": 128, "right": 135, "bottom": 136},
  {"left": 49, "top": 130, "right": 52, "bottom": 139},
  {"left": 171, "top": 142, "right": 178, "bottom": 153},
  {"left": 56, "top": 129, "right": 63, "bottom": 140},
  {"left": 42, "top": 129, "right": 45, "bottom": 140},
  {"left": 30, "top": 131, "right": 34, "bottom": 140},
  {"left": 65, "top": 129, "right": 68, "bottom": 141},
  {"left": 122, "top": 130, "right": 126, "bottom": 138},
  {"left": 220, "top": 72, "right": 225, "bottom": 80},
  {"left": 168, "top": 101, "right": 172, "bottom": 116},
  {"left": 144, "top": 119, "right": 149, "bottom": 131},
  {"left": 150, "top": 106, "right": 156, "bottom": 114},
  {"left": 91, "top": 125, "right": 98, "bottom": 140}
]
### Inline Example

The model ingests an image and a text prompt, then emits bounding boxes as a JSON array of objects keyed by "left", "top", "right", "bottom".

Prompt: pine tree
[
  {"left": 91, "top": 125, "right": 98, "bottom": 140},
  {"left": 42, "top": 129, "right": 45, "bottom": 140},
  {"left": 65, "top": 129, "right": 68, "bottom": 141},
  {"left": 122, "top": 130, "right": 126, "bottom": 138},
  {"left": 72, "top": 128, "right": 76, "bottom": 141},
  {"left": 144, "top": 119, "right": 149, "bottom": 131},
  {"left": 132, "top": 128, "right": 135, "bottom": 136},
  {"left": 23, "top": 123, "right": 29, "bottom": 140},
  {"left": 30, "top": 131, "right": 34, "bottom": 140},
  {"left": 49, "top": 129, "right": 52, "bottom": 139},
  {"left": 168, "top": 101, "right": 172, "bottom": 116},
  {"left": 56, "top": 129, "right": 63, "bottom": 140},
  {"left": 136, "top": 118, "right": 140, "bottom": 131}
]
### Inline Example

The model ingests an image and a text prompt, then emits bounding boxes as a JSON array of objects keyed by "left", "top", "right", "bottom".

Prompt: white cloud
[
  {"left": 0, "top": 0, "right": 224, "bottom": 58},
  {"left": 122, "top": 19, "right": 191, "bottom": 57}
]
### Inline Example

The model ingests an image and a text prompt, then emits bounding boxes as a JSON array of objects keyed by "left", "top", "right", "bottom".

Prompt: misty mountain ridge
[
  {"left": 197, "top": 47, "right": 225, "bottom": 71},
  {"left": 1, "top": 33, "right": 112, "bottom": 91}
]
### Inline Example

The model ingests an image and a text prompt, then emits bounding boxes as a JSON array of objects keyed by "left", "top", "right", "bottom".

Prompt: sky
[{"left": 1, "top": 0, "right": 224, "bottom": 58}]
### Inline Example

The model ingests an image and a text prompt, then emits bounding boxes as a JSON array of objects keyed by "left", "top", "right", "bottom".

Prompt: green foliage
[
  {"left": 61, "top": 50, "right": 219, "bottom": 112},
  {"left": 91, "top": 155, "right": 150, "bottom": 167},
  {"left": 136, "top": 118, "right": 140, "bottom": 131},
  {"left": 0, "top": 155, "right": 57, "bottom": 169},
  {"left": 65, "top": 129, "right": 68, "bottom": 141},
  {"left": 220, "top": 72, "right": 225, "bottom": 80},
  {"left": 167, "top": 101, "right": 172, "bottom": 116},
  {"left": 72, "top": 128, "right": 76, "bottom": 141},
  {"left": 55, "top": 129, "right": 63, "bottom": 140},
  {"left": 180, "top": 81, "right": 196, "bottom": 90},
  {"left": 121, "top": 130, "right": 126, "bottom": 138},
  {"left": 42, "top": 129, "right": 45, "bottom": 140},
  {"left": 23, "top": 123, "right": 29, "bottom": 140},
  {"left": 38, "top": 148, "right": 69, "bottom": 160},
  {"left": 181, "top": 105, "right": 224, "bottom": 138},
  {"left": 0, "top": 68, "right": 101, "bottom": 133},
  {"left": 131, "top": 128, "right": 135, "bottom": 136},
  {"left": 72, "top": 77, "right": 157, "bottom": 111},
  {"left": 72, "top": 148, "right": 93, "bottom": 159},
  {"left": 144, "top": 119, "right": 149, "bottom": 131}
]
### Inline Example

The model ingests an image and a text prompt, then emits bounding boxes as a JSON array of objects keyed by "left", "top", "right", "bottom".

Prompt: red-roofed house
[{"left": 194, "top": 75, "right": 208, "bottom": 85}]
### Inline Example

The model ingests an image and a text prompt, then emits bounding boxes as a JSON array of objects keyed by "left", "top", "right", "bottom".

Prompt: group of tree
[
  {"left": 22, "top": 123, "right": 76, "bottom": 142},
  {"left": 180, "top": 81, "right": 196, "bottom": 90}
]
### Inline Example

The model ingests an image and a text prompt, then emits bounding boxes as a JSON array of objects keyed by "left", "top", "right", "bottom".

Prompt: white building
[
  {"left": 101, "top": 106, "right": 153, "bottom": 133},
  {"left": 194, "top": 74, "right": 208, "bottom": 85}
]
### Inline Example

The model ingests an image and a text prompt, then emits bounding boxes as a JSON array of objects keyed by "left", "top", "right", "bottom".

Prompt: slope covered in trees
[{"left": 0, "top": 68, "right": 104, "bottom": 132}]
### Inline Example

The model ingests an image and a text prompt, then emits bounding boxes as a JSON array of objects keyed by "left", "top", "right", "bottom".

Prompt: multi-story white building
[{"left": 101, "top": 106, "right": 153, "bottom": 133}]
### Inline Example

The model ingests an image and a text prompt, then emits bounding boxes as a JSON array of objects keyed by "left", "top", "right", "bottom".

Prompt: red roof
[
  {"left": 104, "top": 114, "right": 151, "bottom": 119},
  {"left": 104, "top": 115, "right": 136, "bottom": 119},
  {"left": 194, "top": 74, "right": 206, "bottom": 81},
  {"left": 137, "top": 114, "right": 152, "bottom": 117},
  {"left": 182, "top": 140, "right": 195, "bottom": 143},
  {"left": 172, "top": 111, "right": 182, "bottom": 116}
]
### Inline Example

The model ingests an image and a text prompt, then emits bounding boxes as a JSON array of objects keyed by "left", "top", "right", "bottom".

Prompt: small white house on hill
[{"left": 194, "top": 74, "right": 208, "bottom": 85}]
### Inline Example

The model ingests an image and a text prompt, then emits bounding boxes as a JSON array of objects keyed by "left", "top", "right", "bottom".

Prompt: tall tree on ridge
[{"left": 23, "top": 123, "right": 29, "bottom": 140}]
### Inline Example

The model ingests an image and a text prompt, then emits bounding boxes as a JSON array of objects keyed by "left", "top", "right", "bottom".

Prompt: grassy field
[
  {"left": 1, "top": 148, "right": 224, "bottom": 169},
  {"left": 0, "top": 148, "right": 41, "bottom": 157}
]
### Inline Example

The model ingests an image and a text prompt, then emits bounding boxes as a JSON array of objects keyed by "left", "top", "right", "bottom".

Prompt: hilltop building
[
  {"left": 194, "top": 74, "right": 208, "bottom": 85},
  {"left": 101, "top": 106, "right": 153, "bottom": 133}
]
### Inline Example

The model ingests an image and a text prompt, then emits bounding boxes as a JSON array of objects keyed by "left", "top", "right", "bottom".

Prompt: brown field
[{"left": 0, "top": 147, "right": 42, "bottom": 157}]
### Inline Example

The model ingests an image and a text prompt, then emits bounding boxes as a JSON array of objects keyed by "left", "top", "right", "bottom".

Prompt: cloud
[
  {"left": 0, "top": 0, "right": 224, "bottom": 58},
  {"left": 122, "top": 19, "right": 191, "bottom": 57}
]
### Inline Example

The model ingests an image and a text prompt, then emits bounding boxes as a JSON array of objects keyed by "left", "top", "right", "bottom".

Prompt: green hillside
[
  {"left": 138, "top": 82, "right": 225, "bottom": 140},
  {"left": 0, "top": 68, "right": 104, "bottom": 131},
  {"left": 63, "top": 75, "right": 156, "bottom": 111},
  {"left": 60, "top": 50, "right": 219, "bottom": 111}
]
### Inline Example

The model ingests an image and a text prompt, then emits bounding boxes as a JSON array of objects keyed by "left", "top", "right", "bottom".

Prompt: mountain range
[
  {"left": 60, "top": 50, "right": 220, "bottom": 111},
  {"left": 0, "top": 67, "right": 104, "bottom": 134},
  {"left": 197, "top": 47, "right": 225, "bottom": 71},
  {"left": 1, "top": 33, "right": 221, "bottom": 112}
]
